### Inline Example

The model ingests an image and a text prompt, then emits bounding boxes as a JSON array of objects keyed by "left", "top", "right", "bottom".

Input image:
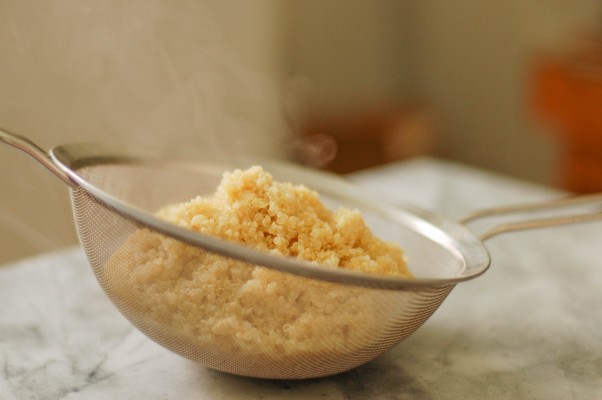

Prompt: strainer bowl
[{"left": 58, "top": 143, "right": 464, "bottom": 379}]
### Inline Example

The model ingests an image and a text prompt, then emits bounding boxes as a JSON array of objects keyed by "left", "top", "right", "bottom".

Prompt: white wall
[
  {"left": 281, "top": 0, "right": 600, "bottom": 183},
  {"left": 411, "top": 0, "right": 600, "bottom": 183},
  {"left": 280, "top": 0, "right": 416, "bottom": 112},
  {"left": 0, "top": 0, "right": 284, "bottom": 263}
]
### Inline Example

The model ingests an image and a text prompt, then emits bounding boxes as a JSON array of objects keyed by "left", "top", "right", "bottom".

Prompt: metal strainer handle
[
  {"left": 0, "top": 128, "right": 74, "bottom": 186},
  {"left": 459, "top": 194, "right": 602, "bottom": 241}
]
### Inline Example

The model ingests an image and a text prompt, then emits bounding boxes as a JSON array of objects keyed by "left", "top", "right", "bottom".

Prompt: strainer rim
[{"left": 50, "top": 142, "right": 491, "bottom": 290}]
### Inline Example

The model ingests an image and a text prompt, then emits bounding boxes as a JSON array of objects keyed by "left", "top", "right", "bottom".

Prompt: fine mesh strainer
[{"left": 2, "top": 128, "right": 602, "bottom": 379}]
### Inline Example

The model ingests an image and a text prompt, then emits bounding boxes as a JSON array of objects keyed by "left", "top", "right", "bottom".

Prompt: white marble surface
[{"left": 1, "top": 157, "right": 601, "bottom": 399}]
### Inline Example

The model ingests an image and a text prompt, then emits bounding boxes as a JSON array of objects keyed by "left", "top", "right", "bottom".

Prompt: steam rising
[{"left": 0, "top": 0, "right": 290, "bottom": 262}]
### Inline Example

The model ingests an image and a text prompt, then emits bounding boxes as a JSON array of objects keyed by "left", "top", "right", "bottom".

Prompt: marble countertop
[{"left": 1, "top": 157, "right": 601, "bottom": 399}]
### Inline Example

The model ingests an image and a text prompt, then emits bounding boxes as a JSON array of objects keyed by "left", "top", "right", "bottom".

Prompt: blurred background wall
[
  {"left": 0, "top": 0, "right": 285, "bottom": 263},
  {"left": 1, "top": 0, "right": 600, "bottom": 263},
  {"left": 281, "top": 0, "right": 601, "bottom": 178}
]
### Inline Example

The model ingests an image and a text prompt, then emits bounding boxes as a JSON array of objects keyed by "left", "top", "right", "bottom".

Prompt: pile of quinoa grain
[{"left": 104, "top": 166, "right": 412, "bottom": 357}]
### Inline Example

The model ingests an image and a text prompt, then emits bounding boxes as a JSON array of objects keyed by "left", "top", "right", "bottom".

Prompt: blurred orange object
[{"left": 531, "top": 39, "right": 602, "bottom": 193}]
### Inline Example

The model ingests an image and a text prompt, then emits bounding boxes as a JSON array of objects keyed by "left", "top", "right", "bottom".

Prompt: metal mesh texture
[{"left": 70, "top": 163, "right": 454, "bottom": 379}]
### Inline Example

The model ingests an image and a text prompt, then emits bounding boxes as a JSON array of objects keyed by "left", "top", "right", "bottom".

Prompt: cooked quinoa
[{"left": 104, "top": 166, "right": 411, "bottom": 359}]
